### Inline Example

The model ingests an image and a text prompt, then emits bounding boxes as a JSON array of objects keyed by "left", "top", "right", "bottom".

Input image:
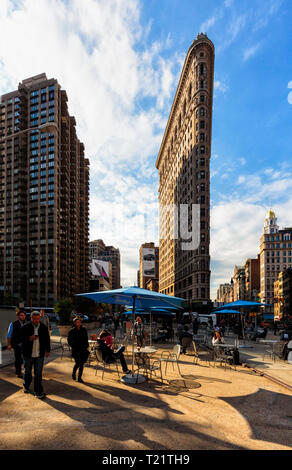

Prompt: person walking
[
  {"left": 17, "top": 311, "right": 50, "bottom": 398},
  {"left": 40, "top": 309, "right": 50, "bottom": 332},
  {"left": 67, "top": 317, "right": 89, "bottom": 384},
  {"left": 7, "top": 310, "right": 27, "bottom": 378}
]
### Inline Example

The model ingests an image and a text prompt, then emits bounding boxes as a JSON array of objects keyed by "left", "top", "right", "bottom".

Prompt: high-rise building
[
  {"left": 259, "top": 210, "right": 292, "bottom": 305},
  {"left": 156, "top": 34, "right": 214, "bottom": 301},
  {"left": 139, "top": 242, "right": 159, "bottom": 290},
  {"left": 89, "top": 239, "right": 121, "bottom": 289},
  {"left": 0, "top": 73, "right": 89, "bottom": 306}
]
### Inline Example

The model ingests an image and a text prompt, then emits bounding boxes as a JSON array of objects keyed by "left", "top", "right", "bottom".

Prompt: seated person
[
  {"left": 153, "top": 324, "right": 173, "bottom": 344},
  {"left": 96, "top": 332, "right": 130, "bottom": 374},
  {"left": 99, "top": 329, "right": 113, "bottom": 348},
  {"left": 212, "top": 329, "right": 225, "bottom": 346},
  {"left": 178, "top": 325, "right": 193, "bottom": 353}
]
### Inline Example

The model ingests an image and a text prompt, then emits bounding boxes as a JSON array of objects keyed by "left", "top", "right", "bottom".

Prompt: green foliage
[
  {"left": 72, "top": 296, "right": 98, "bottom": 316},
  {"left": 54, "top": 298, "right": 74, "bottom": 325}
]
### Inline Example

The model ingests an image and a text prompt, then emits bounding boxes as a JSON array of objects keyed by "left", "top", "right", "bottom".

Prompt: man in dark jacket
[
  {"left": 17, "top": 311, "right": 50, "bottom": 399},
  {"left": 7, "top": 310, "right": 27, "bottom": 378},
  {"left": 67, "top": 317, "right": 89, "bottom": 383}
]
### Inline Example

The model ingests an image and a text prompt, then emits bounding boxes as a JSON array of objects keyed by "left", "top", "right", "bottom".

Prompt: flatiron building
[{"left": 156, "top": 34, "right": 214, "bottom": 301}]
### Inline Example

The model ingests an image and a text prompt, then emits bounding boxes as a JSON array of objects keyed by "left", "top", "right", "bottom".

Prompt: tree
[{"left": 54, "top": 298, "right": 74, "bottom": 325}]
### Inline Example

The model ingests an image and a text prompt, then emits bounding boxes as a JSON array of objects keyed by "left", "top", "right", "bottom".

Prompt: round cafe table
[{"left": 134, "top": 347, "right": 157, "bottom": 354}]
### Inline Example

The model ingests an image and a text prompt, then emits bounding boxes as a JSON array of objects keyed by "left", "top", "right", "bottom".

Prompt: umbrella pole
[
  {"left": 131, "top": 295, "right": 136, "bottom": 374},
  {"left": 150, "top": 312, "right": 152, "bottom": 346}
]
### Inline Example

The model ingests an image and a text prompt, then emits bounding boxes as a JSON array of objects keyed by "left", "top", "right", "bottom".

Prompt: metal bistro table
[{"left": 134, "top": 347, "right": 157, "bottom": 354}]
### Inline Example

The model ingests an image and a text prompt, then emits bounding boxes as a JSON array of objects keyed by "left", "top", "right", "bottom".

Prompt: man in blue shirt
[{"left": 7, "top": 310, "right": 27, "bottom": 378}]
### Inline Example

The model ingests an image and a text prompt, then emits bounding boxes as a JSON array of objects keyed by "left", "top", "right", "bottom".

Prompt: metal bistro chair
[
  {"left": 94, "top": 348, "right": 120, "bottom": 380},
  {"left": 159, "top": 344, "right": 182, "bottom": 376},
  {"left": 213, "top": 344, "right": 236, "bottom": 371},
  {"left": 60, "top": 337, "right": 72, "bottom": 360},
  {"left": 262, "top": 342, "right": 276, "bottom": 362},
  {"left": 134, "top": 353, "right": 163, "bottom": 384}
]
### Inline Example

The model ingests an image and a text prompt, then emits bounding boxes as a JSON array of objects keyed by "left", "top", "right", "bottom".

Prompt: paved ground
[{"left": 0, "top": 330, "right": 291, "bottom": 450}]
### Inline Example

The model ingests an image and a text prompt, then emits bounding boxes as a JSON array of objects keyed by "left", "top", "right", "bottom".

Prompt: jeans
[
  {"left": 113, "top": 346, "right": 128, "bottom": 372},
  {"left": 23, "top": 356, "right": 45, "bottom": 395},
  {"left": 72, "top": 358, "right": 85, "bottom": 380},
  {"left": 13, "top": 345, "right": 23, "bottom": 375}
]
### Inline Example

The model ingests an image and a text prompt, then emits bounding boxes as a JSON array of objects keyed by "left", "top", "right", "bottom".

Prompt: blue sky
[{"left": 0, "top": 0, "right": 291, "bottom": 298}]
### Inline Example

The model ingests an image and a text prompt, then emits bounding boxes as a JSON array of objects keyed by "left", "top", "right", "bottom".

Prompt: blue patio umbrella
[
  {"left": 214, "top": 300, "right": 271, "bottom": 310},
  {"left": 77, "top": 286, "right": 184, "bottom": 383},
  {"left": 212, "top": 309, "right": 241, "bottom": 314},
  {"left": 214, "top": 300, "right": 271, "bottom": 338}
]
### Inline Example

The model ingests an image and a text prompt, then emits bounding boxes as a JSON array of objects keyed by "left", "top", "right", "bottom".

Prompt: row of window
[{"left": 30, "top": 169, "right": 54, "bottom": 178}]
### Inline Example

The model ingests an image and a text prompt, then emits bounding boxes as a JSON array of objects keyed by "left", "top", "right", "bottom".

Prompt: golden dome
[{"left": 267, "top": 209, "right": 275, "bottom": 219}]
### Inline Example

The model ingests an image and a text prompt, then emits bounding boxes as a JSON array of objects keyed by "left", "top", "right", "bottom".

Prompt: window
[{"left": 200, "top": 120, "right": 205, "bottom": 129}]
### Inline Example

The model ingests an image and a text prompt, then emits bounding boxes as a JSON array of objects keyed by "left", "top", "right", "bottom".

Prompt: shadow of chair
[{"left": 94, "top": 349, "right": 120, "bottom": 380}]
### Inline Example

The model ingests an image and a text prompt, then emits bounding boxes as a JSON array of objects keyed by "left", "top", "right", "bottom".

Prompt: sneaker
[
  {"left": 77, "top": 378, "right": 85, "bottom": 384},
  {"left": 35, "top": 393, "right": 46, "bottom": 399},
  {"left": 24, "top": 388, "right": 30, "bottom": 394},
  {"left": 123, "top": 370, "right": 131, "bottom": 374},
  {"left": 72, "top": 374, "right": 76, "bottom": 381}
]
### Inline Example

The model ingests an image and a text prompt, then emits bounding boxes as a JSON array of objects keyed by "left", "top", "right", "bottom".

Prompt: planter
[{"left": 58, "top": 325, "right": 72, "bottom": 337}]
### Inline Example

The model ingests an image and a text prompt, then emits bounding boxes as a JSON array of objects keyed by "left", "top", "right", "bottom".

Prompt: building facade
[
  {"left": 89, "top": 239, "right": 121, "bottom": 290},
  {"left": 0, "top": 73, "right": 89, "bottom": 306},
  {"left": 244, "top": 256, "right": 260, "bottom": 301},
  {"left": 89, "top": 259, "right": 112, "bottom": 292},
  {"left": 232, "top": 266, "right": 245, "bottom": 301},
  {"left": 156, "top": 34, "right": 214, "bottom": 301},
  {"left": 216, "top": 283, "right": 233, "bottom": 303},
  {"left": 259, "top": 210, "right": 292, "bottom": 306},
  {"left": 139, "top": 242, "right": 159, "bottom": 290},
  {"left": 274, "top": 268, "right": 292, "bottom": 321}
]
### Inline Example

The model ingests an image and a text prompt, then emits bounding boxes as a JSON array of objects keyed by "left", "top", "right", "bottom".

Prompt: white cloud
[
  {"left": 210, "top": 163, "right": 292, "bottom": 299},
  {"left": 243, "top": 42, "right": 261, "bottom": 61},
  {"left": 214, "top": 79, "right": 228, "bottom": 93},
  {"left": 0, "top": 0, "right": 182, "bottom": 288}
]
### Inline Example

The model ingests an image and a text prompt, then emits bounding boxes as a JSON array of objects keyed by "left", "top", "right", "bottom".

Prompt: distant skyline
[{"left": 0, "top": 0, "right": 291, "bottom": 299}]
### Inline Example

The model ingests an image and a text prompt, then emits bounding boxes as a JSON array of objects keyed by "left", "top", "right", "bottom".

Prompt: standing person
[
  {"left": 17, "top": 311, "right": 50, "bottom": 398},
  {"left": 273, "top": 322, "right": 278, "bottom": 336},
  {"left": 192, "top": 314, "right": 199, "bottom": 335},
  {"left": 113, "top": 312, "right": 120, "bottom": 337},
  {"left": 7, "top": 310, "right": 27, "bottom": 378},
  {"left": 67, "top": 317, "right": 89, "bottom": 384},
  {"left": 40, "top": 309, "right": 50, "bottom": 332},
  {"left": 134, "top": 317, "right": 144, "bottom": 348}
]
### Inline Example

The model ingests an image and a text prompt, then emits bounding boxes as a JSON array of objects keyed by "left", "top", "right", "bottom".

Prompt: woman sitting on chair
[
  {"left": 99, "top": 329, "right": 114, "bottom": 349},
  {"left": 212, "top": 328, "right": 225, "bottom": 346},
  {"left": 96, "top": 331, "right": 130, "bottom": 374}
]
